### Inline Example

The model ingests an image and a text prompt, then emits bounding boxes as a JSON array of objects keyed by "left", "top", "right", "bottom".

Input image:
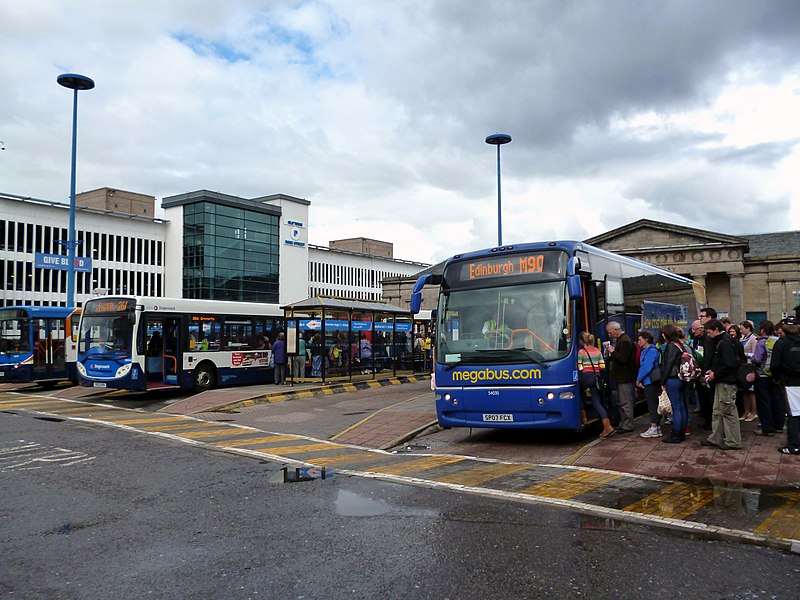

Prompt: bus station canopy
[{"left": 281, "top": 296, "right": 410, "bottom": 315}]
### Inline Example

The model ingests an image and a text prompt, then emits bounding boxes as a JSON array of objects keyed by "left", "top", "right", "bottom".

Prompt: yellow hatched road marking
[
  {"left": 247, "top": 442, "right": 338, "bottom": 455},
  {"left": 312, "top": 452, "right": 384, "bottom": 466},
  {"left": 212, "top": 435, "right": 296, "bottom": 447},
  {"left": 138, "top": 422, "right": 223, "bottom": 432},
  {"left": 0, "top": 396, "right": 66, "bottom": 404},
  {"left": 110, "top": 416, "right": 189, "bottom": 425},
  {"left": 0, "top": 399, "right": 71, "bottom": 409},
  {"left": 623, "top": 482, "right": 714, "bottom": 519},
  {"left": 366, "top": 455, "right": 465, "bottom": 475},
  {"left": 754, "top": 492, "right": 800, "bottom": 540},
  {"left": 0, "top": 396, "right": 74, "bottom": 406},
  {"left": 434, "top": 462, "right": 530, "bottom": 486},
  {"left": 176, "top": 428, "right": 255, "bottom": 439},
  {"left": 521, "top": 470, "right": 622, "bottom": 500},
  {"left": 36, "top": 405, "right": 117, "bottom": 413}
]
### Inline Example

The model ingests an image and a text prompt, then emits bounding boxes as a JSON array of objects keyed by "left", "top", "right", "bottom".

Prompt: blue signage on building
[{"left": 34, "top": 252, "right": 93, "bottom": 273}]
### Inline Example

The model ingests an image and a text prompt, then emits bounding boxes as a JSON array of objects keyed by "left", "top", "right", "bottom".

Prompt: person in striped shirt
[{"left": 578, "top": 331, "right": 615, "bottom": 438}]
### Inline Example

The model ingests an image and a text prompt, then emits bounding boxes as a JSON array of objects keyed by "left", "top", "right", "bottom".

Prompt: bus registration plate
[
  {"left": 93, "top": 382, "right": 107, "bottom": 388},
  {"left": 483, "top": 413, "right": 513, "bottom": 422}
]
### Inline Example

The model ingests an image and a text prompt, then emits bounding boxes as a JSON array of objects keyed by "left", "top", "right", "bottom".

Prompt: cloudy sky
[{"left": 2, "top": 1, "right": 799, "bottom": 264}]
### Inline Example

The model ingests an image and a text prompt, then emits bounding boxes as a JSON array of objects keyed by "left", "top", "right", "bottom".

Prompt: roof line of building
[
  {"left": 0, "top": 191, "right": 169, "bottom": 224},
  {"left": 308, "top": 244, "right": 431, "bottom": 267}
]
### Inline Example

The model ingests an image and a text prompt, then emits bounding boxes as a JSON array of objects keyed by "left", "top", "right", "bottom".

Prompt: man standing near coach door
[
  {"left": 696, "top": 307, "right": 718, "bottom": 429},
  {"left": 605, "top": 321, "right": 637, "bottom": 433}
]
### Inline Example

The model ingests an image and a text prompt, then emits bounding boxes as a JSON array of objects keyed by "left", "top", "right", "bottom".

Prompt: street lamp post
[
  {"left": 57, "top": 73, "right": 95, "bottom": 308},
  {"left": 485, "top": 133, "right": 512, "bottom": 246}
]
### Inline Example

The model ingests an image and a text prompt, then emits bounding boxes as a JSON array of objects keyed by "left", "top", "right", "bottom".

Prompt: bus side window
[{"left": 188, "top": 322, "right": 200, "bottom": 350}]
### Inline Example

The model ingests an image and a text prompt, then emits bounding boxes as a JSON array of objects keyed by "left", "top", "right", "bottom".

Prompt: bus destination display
[
  {"left": 447, "top": 250, "right": 566, "bottom": 286},
  {"left": 84, "top": 299, "right": 136, "bottom": 315}
]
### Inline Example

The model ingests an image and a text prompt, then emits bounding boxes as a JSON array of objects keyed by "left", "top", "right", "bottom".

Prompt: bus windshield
[
  {"left": 436, "top": 280, "right": 569, "bottom": 365},
  {"left": 78, "top": 314, "right": 134, "bottom": 361},
  {"left": 0, "top": 311, "right": 30, "bottom": 356}
]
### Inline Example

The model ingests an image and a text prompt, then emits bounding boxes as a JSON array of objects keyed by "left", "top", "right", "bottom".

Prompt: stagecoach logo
[{"left": 90, "top": 362, "right": 111, "bottom": 370}]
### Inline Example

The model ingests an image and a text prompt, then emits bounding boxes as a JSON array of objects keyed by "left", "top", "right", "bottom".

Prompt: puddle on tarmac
[{"left": 335, "top": 490, "right": 392, "bottom": 517}]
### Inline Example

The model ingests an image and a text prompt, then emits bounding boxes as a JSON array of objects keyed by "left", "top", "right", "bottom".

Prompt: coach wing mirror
[
  {"left": 567, "top": 274, "right": 582, "bottom": 300},
  {"left": 410, "top": 273, "right": 440, "bottom": 314},
  {"left": 567, "top": 257, "right": 583, "bottom": 299}
]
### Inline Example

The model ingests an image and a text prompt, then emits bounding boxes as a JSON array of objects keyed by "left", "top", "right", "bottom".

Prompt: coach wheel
[{"left": 192, "top": 363, "right": 216, "bottom": 393}]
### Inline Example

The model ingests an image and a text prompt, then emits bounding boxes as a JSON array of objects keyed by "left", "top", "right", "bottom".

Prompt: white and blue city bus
[
  {"left": 410, "top": 241, "right": 704, "bottom": 430},
  {"left": 77, "top": 296, "right": 284, "bottom": 392},
  {"left": 0, "top": 305, "right": 80, "bottom": 387}
]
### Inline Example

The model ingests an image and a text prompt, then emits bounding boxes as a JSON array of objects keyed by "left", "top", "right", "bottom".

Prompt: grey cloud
[{"left": 708, "top": 139, "right": 800, "bottom": 167}]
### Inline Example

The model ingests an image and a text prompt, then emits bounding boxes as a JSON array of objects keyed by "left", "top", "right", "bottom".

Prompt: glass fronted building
[{"left": 163, "top": 191, "right": 281, "bottom": 303}]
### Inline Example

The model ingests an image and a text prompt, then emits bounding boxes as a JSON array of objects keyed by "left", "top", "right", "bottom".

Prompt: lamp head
[
  {"left": 485, "top": 133, "right": 512, "bottom": 146},
  {"left": 57, "top": 73, "right": 95, "bottom": 91}
]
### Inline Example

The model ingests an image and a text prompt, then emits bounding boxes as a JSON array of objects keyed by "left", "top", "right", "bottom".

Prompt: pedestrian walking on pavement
[
  {"left": 292, "top": 333, "right": 308, "bottom": 380},
  {"left": 699, "top": 319, "right": 742, "bottom": 451},
  {"left": 604, "top": 321, "right": 636, "bottom": 433},
  {"left": 770, "top": 318, "right": 800, "bottom": 455},
  {"left": 752, "top": 320, "right": 784, "bottom": 436},
  {"left": 577, "top": 332, "right": 615, "bottom": 438},
  {"left": 636, "top": 330, "right": 662, "bottom": 440},
  {"left": 272, "top": 333, "right": 288, "bottom": 385}
]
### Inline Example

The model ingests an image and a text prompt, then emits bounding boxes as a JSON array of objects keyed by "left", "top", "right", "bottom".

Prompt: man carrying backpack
[
  {"left": 771, "top": 317, "right": 800, "bottom": 455},
  {"left": 752, "top": 320, "right": 784, "bottom": 436},
  {"left": 699, "top": 319, "right": 742, "bottom": 451}
]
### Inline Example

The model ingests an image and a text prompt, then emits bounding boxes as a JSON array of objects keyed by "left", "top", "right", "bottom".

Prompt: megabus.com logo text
[{"left": 452, "top": 368, "right": 542, "bottom": 384}]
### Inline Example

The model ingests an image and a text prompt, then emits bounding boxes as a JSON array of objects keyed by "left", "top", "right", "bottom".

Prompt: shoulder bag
[{"left": 582, "top": 349, "right": 607, "bottom": 392}]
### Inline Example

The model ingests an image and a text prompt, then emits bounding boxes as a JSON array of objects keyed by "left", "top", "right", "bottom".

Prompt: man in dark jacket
[
  {"left": 605, "top": 321, "right": 637, "bottom": 433},
  {"left": 771, "top": 318, "right": 800, "bottom": 454},
  {"left": 700, "top": 319, "right": 741, "bottom": 450},
  {"left": 696, "top": 307, "right": 718, "bottom": 428}
]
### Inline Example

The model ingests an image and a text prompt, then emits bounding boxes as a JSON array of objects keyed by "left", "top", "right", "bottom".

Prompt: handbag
[
  {"left": 657, "top": 389, "right": 672, "bottom": 416},
  {"left": 581, "top": 348, "right": 607, "bottom": 392}
]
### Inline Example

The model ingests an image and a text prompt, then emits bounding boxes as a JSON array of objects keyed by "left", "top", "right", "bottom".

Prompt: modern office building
[{"left": 1, "top": 188, "right": 430, "bottom": 308}]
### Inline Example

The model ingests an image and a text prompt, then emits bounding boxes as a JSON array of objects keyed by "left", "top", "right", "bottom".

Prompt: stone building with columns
[
  {"left": 383, "top": 219, "right": 800, "bottom": 325},
  {"left": 584, "top": 220, "right": 800, "bottom": 325}
]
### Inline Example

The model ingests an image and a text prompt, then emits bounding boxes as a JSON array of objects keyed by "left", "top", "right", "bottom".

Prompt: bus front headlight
[
  {"left": 115, "top": 363, "right": 132, "bottom": 378},
  {"left": 77, "top": 361, "right": 86, "bottom": 376}
]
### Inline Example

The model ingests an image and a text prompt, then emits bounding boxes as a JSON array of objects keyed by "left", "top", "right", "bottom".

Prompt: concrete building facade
[{"left": 1, "top": 188, "right": 429, "bottom": 308}]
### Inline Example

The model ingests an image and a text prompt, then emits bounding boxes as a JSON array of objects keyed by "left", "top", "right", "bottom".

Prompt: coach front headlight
[{"left": 115, "top": 363, "right": 132, "bottom": 378}]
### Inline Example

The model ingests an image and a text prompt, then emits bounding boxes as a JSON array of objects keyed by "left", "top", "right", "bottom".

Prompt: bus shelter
[{"left": 282, "top": 297, "right": 414, "bottom": 383}]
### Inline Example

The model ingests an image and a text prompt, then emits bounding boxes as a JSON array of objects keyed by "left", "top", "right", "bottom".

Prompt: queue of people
[{"left": 582, "top": 310, "right": 800, "bottom": 456}]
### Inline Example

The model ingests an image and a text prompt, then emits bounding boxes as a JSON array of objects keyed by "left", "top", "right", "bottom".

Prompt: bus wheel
[{"left": 192, "top": 364, "right": 216, "bottom": 393}]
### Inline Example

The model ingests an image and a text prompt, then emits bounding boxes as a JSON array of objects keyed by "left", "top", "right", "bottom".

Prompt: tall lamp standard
[
  {"left": 57, "top": 73, "right": 95, "bottom": 308},
  {"left": 485, "top": 133, "right": 512, "bottom": 246}
]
